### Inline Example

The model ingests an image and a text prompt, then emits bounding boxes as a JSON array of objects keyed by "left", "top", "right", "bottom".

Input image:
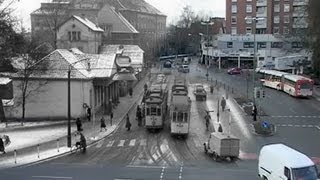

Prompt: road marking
[
  {"left": 118, "top": 140, "right": 125, "bottom": 147},
  {"left": 302, "top": 125, "right": 307, "bottom": 127},
  {"left": 316, "top": 126, "right": 320, "bottom": 130},
  {"left": 32, "top": 176, "right": 72, "bottom": 179},
  {"left": 106, "top": 140, "right": 114, "bottom": 147},
  {"left": 126, "top": 165, "right": 164, "bottom": 169},
  {"left": 308, "top": 125, "right": 314, "bottom": 128},
  {"left": 95, "top": 140, "right": 103, "bottom": 148},
  {"left": 294, "top": 125, "right": 300, "bottom": 127},
  {"left": 140, "top": 139, "right": 147, "bottom": 146},
  {"left": 129, "top": 139, "right": 136, "bottom": 146},
  {"left": 288, "top": 124, "right": 293, "bottom": 127}
]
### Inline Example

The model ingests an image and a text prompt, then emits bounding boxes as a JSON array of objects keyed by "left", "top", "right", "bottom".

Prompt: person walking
[
  {"left": 221, "top": 97, "right": 226, "bottom": 112},
  {"left": 218, "top": 124, "right": 223, "bottom": 133},
  {"left": 125, "top": 114, "right": 132, "bottom": 131},
  {"left": 252, "top": 105, "right": 257, "bottom": 121},
  {"left": 128, "top": 87, "right": 133, "bottom": 97},
  {"left": 0, "top": 136, "right": 6, "bottom": 154},
  {"left": 144, "top": 83, "right": 148, "bottom": 94},
  {"left": 110, "top": 112, "right": 113, "bottom": 126},
  {"left": 100, "top": 116, "right": 107, "bottom": 132},
  {"left": 79, "top": 133, "right": 86, "bottom": 153},
  {"left": 76, "top": 118, "right": 83, "bottom": 132},
  {"left": 204, "top": 111, "right": 211, "bottom": 131},
  {"left": 87, "top": 107, "right": 91, "bottom": 122}
]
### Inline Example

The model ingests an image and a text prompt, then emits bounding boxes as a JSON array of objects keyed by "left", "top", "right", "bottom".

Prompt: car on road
[
  {"left": 227, "top": 67, "right": 242, "bottom": 75},
  {"left": 178, "top": 65, "right": 190, "bottom": 73},
  {"left": 193, "top": 84, "right": 207, "bottom": 101}
]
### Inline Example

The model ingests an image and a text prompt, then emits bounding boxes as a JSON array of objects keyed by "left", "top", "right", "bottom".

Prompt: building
[
  {"left": 31, "top": 0, "right": 166, "bottom": 61},
  {"left": 226, "top": 0, "right": 308, "bottom": 35},
  {"left": 1, "top": 46, "right": 143, "bottom": 121},
  {"left": 57, "top": 15, "right": 104, "bottom": 54}
]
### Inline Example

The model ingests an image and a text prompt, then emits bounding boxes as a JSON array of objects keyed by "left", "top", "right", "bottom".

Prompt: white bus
[{"left": 259, "top": 70, "right": 314, "bottom": 97}]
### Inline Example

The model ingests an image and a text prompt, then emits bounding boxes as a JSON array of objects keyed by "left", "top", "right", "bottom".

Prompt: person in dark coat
[
  {"left": 144, "top": 83, "right": 148, "bottom": 94},
  {"left": 252, "top": 105, "right": 257, "bottom": 121},
  {"left": 125, "top": 114, "right": 131, "bottom": 131},
  {"left": 87, "top": 107, "right": 91, "bottom": 122},
  {"left": 128, "top": 87, "right": 133, "bottom": 97},
  {"left": 76, "top": 118, "right": 82, "bottom": 132},
  {"left": 0, "top": 137, "right": 6, "bottom": 154},
  {"left": 110, "top": 112, "right": 113, "bottom": 126},
  {"left": 218, "top": 124, "right": 223, "bottom": 133},
  {"left": 80, "top": 133, "right": 86, "bottom": 153},
  {"left": 100, "top": 116, "right": 107, "bottom": 132},
  {"left": 221, "top": 97, "right": 226, "bottom": 112}
]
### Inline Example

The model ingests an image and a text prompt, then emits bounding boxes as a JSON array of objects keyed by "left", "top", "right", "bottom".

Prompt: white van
[{"left": 258, "top": 144, "right": 319, "bottom": 180}]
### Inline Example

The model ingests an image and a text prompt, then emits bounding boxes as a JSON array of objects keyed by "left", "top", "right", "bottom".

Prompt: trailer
[{"left": 203, "top": 133, "right": 240, "bottom": 161}]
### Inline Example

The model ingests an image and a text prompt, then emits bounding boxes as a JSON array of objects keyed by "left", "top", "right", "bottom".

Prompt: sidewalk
[{"left": 0, "top": 73, "right": 150, "bottom": 170}]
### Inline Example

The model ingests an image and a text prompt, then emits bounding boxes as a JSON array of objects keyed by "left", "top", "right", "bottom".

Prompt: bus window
[
  {"left": 151, "top": 107, "right": 157, "bottom": 115},
  {"left": 146, "top": 108, "right": 150, "bottom": 116},
  {"left": 178, "top": 112, "right": 183, "bottom": 122},
  {"left": 299, "top": 82, "right": 312, "bottom": 89},
  {"left": 184, "top": 112, "right": 188, "bottom": 122},
  {"left": 157, "top": 108, "right": 161, "bottom": 116},
  {"left": 173, "top": 112, "right": 176, "bottom": 122}
]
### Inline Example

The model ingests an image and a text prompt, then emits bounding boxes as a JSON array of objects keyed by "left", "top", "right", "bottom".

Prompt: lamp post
[{"left": 201, "top": 21, "right": 214, "bottom": 81}]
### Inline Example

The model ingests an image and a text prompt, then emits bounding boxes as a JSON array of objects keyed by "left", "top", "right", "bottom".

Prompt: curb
[{"left": 0, "top": 121, "right": 76, "bottom": 133}]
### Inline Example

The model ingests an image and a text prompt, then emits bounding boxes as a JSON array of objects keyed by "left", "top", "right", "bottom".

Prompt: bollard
[
  {"left": 57, "top": 139, "right": 60, "bottom": 152},
  {"left": 37, "top": 144, "right": 40, "bottom": 159},
  {"left": 14, "top": 150, "right": 17, "bottom": 164}
]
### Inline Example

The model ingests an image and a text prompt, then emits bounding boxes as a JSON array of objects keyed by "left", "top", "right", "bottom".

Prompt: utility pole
[
  {"left": 201, "top": 20, "right": 214, "bottom": 81},
  {"left": 67, "top": 67, "right": 71, "bottom": 148}
]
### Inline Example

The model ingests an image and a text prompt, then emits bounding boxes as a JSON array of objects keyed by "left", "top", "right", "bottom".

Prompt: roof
[
  {"left": 72, "top": 15, "right": 104, "bottom": 32},
  {"left": 259, "top": 70, "right": 289, "bottom": 77},
  {"left": 210, "top": 132, "right": 238, "bottom": 140},
  {"left": 260, "top": 144, "right": 314, "bottom": 168},
  {"left": 108, "top": 6, "right": 139, "bottom": 34},
  {"left": 171, "top": 96, "right": 190, "bottom": 111},
  {"left": 284, "top": 74, "right": 313, "bottom": 82},
  {"left": 0, "top": 78, "right": 11, "bottom": 85}
]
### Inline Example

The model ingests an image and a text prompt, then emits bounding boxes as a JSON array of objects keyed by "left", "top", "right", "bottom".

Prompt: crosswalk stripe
[
  {"left": 118, "top": 140, "right": 125, "bottom": 147},
  {"left": 129, "top": 139, "right": 136, "bottom": 146},
  {"left": 140, "top": 139, "right": 147, "bottom": 146},
  {"left": 106, "top": 140, "right": 114, "bottom": 147},
  {"left": 96, "top": 140, "right": 103, "bottom": 148}
]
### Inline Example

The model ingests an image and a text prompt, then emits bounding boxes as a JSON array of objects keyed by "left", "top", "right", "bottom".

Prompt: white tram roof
[
  {"left": 260, "top": 144, "right": 314, "bottom": 168},
  {"left": 259, "top": 69, "right": 289, "bottom": 77},
  {"left": 283, "top": 74, "right": 313, "bottom": 82},
  {"left": 171, "top": 96, "right": 190, "bottom": 111}
]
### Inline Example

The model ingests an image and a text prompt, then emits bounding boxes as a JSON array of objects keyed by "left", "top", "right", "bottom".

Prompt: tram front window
[
  {"left": 157, "top": 108, "right": 161, "bottom": 116},
  {"left": 184, "top": 113, "right": 188, "bottom": 122},
  {"left": 151, "top": 107, "right": 157, "bottom": 115},
  {"left": 177, "top": 112, "right": 184, "bottom": 122},
  {"left": 173, "top": 112, "right": 177, "bottom": 122}
]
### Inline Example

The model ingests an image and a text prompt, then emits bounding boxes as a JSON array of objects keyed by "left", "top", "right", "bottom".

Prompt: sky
[{"left": 11, "top": 0, "right": 226, "bottom": 30}]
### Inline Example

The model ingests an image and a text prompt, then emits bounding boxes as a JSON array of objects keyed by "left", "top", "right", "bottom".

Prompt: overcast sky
[{"left": 11, "top": 0, "right": 225, "bottom": 30}]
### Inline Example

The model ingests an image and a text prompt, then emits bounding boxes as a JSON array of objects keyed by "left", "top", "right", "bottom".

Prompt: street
[{"left": 1, "top": 58, "right": 320, "bottom": 179}]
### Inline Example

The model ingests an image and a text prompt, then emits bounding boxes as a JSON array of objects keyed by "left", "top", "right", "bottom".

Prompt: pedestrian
[
  {"left": 125, "top": 114, "right": 131, "bottom": 131},
  {"left": 204, "top": 111, "right": 211, "bottom": 131},
  {"left": 87, "top": 107, "right": 91, "bottom": 122},
  {"left": 218, "top": 124, "right": 223, "bottom": 133},
  {"left": 110, "top": 112, "right": 113, "bottom": 126},
  {"left": 128, "top": 87, "right": 133, "bottom": 97},
  {"left": 76, "top": 118, "right": 82, "bottom": 132},
  {"left": 144, "top": 83, "right": 148, "bottom": 94},
  {"left": 221, "top": 97, "right": 226, "bottom": 112},
  {"left": 0, "top": 136, "right": 6, "bottom": 154},
  {"left": 100, "top": 116, "right": 107, "bottom": 132},
  {"left": 136, "top": 106, "right": 142, "bottom": 127},
  {"left": 79, "top": 133, "right": 86, "bottom": 153},
  {"left": 252, "top": 105, "right": 257, "bottom": 121}
]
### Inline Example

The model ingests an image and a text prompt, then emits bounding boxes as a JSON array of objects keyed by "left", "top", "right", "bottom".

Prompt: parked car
[
  {"left": 227, "top": 67, "right": 242, "bottom": 75},
  {"left": 193, "top": 84, "right": 207, "bottom": 101}
]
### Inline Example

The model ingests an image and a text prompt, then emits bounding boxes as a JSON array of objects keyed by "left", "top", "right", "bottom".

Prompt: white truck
[
  {"left": 259, "top": 144, "right": 320, "bottom": 180},
  {"left": 274, "top": 55, "right": 308, "bottom": 71},
  {"left": 203, "top": 133, "right": 240, "bottom": 161}
]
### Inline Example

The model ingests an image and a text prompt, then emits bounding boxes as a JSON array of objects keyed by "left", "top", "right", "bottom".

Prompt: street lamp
[
  {"left": 244, "top": 16, "right": 264, "bottom": 105},
  {"left": 201, "top": 21, "right": 214, "bottom": 81}
]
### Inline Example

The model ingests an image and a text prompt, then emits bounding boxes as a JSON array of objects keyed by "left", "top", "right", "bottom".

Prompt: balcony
[
  {"left": 293, "top": 0, "right": 309, "bottom": 6},
  {"left": 256, "top": 0, "right": 267, "bottom": 7}
]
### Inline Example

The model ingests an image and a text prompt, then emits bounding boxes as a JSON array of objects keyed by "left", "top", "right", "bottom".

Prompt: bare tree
[{"left": 177, "top": 6, "right": 196, "bottom": 29}]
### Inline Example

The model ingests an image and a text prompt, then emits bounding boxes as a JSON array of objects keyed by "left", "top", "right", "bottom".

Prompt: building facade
[{"left": 226, "top": 0, "right": 308, "bottom": 35}]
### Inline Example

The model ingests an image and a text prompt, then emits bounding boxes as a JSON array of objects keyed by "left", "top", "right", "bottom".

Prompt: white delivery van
[{"left": 258, "top": 144, "right": 319, "bottom": 180}]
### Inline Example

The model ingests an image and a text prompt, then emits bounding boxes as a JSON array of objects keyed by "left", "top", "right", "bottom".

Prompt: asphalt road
[{"left": 2, "top": 58, "right": 320, "bottom": 179}]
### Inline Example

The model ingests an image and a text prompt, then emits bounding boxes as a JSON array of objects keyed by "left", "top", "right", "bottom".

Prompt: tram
[
  {"left": 144, "top": 80, "right": 168, "bottom": 130},
  {"left": 169, "top": 78, "right": 191, "bottom": 137}
]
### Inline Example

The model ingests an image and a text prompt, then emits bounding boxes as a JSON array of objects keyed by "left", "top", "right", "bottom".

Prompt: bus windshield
[
  {"left": 299, "top": 82, "right": 312, "bottom": 90},
  {"left": 292, "top": 165, "right": 318, "bottom": 180}
]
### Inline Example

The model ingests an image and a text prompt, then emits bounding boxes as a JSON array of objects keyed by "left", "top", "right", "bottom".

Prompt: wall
[{"left": 4, "top": 79, "right": 92, "bottom": 121}]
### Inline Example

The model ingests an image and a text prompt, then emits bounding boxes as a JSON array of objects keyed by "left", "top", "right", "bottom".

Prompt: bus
[
  {"left": 144, "top": 83, "right": 168, "bottom": 130},
  {"left": 259, "top": 70, "right": 314, "bottom": 97},
  {"left": 169, "top": 78, "right": 191, "bottom": 138}
]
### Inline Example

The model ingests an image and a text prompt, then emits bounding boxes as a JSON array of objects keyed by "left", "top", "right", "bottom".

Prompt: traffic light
[
  {"left": 254, "top": 87, "right": 261, "bottom": 99},
  {"left": 262, "top": 90, "right": 266, "bottom": 98}
]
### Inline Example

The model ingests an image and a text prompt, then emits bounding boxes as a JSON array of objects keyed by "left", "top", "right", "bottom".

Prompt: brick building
[{"left": 226, "top": 0, "right": 308, "bottom": 35}]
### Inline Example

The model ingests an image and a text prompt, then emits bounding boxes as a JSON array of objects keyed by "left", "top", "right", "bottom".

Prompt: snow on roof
[
  {"left": 171, "top": 96, "right": 190, "bottom": 111},
  {"left": 260, "top": 144, "right": 314, "bottom": 168},
  {"left": 259, "top": 70, "right": 289, "bottom": 77},
  {"left": 72, "top": 15, "right": 104, "bottom": 32},
  {"left": 0, "top": 78, "right": 11, "bottom": 85},
  {"left": 109, "top": 7, "right": 139, "bottom": 34},
  {"left": 284, "top": 74, "right": 313, "bottom": 82}
]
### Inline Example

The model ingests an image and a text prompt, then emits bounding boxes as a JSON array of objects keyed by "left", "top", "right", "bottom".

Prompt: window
[
  {"left": 177, "top": 112, "right": 183, "bottom": 122},
  {"left": 283, "top": 27, "right": 289, "bottom": 34},
  {"left": 232, "top": 5, "right": 237, "bottom": 13},
  {"left": 284, "top": 167, "right": 291, "bottom": 179},
  {"left": 284, "top": 15, "right": 290, "bottom": 23},
  {"left": 246, "top": 27, "right": 252, "bottom": 34},
  {"left": 232, "top": 0, "right": 237, "bottom": 2},
  {"left": 273, "top": 27, "right": 280, "bottom": 34},
  {"left": 184, "top": 112, "right": 188, "bottom": 122},
  {"left": 231, "top": 27, "right": 237, "bottom": 34},
  {"left": 274, "top": 4, "right": 280, "bottom": 12},
  {"left": 258, "top": 42, "right": 267, "bottom": 48},
  {"left": 246, "top": 5, "right": 252, "bottom": 13},
  {"left": 68, "top": 31, "right": 81, "bottom": 41},
  {"left": 231, "top": 16, "right": 237, "bottom": 24},
  {"left": 247, "top": 0, "right": 252, "bottom": 1},
  {"left": 227, "top": 42, "right": 233, "bottom": 48},
  {"left": 284, "top": 4, "right": 290, "bottom": 12},
  {"left": 173, "top": 112, "right": 176, "bottom": 122},
  {"left": 271, "top": 42, "right": 283, "bottom": 48},
  {"left": 243, "top": 42, "right": 254, "bottom": 48},
  {"left": 274, "top": 16, "right": 280, "bottom": 23},
  {"left": 292, "top": 42, "right": 303, "bottom": 48}
]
